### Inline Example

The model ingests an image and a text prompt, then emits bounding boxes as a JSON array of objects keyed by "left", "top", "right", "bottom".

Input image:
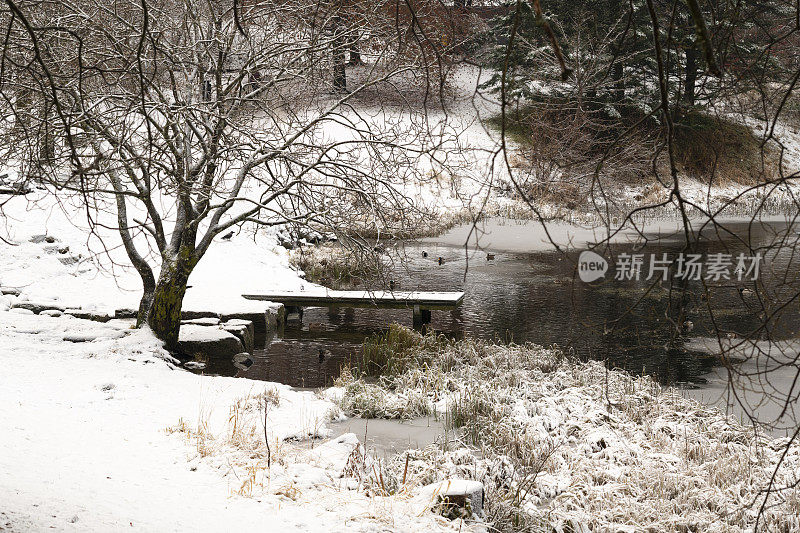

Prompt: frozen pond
[
  {"left": 328, "top": 416, "right": 448, "bottom": 458},
  {"left": 223, "top": 217, "right": 800, "bottom": 434}
]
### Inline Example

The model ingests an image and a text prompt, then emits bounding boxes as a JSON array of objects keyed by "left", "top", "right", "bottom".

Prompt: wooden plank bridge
[{"left": 242, "top": 289, "right": 465, "bottom": 328}]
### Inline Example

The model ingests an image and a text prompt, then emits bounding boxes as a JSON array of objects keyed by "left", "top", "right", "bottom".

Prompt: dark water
[{"left": 217, "top": 218, "right": 800, "bottom": 391}]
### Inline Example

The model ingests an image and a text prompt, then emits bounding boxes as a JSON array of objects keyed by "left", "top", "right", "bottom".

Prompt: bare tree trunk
[
  {"left": 32, "top": 101, "right": 55, "bottom": 178},
  {"left": 146, "top": 212, "right": 200, "bottom": 350},
  {"left": 612, "top": 60, "right": 625, "bottom": 103},
  {"left": 332, "top": 16, "right": 347, "bottom": 92},
  {"left": 39, "top": 135, "right": 55, "bottom": 163},
  {"left": 682, "top": 49, "right": 698, "bottom": 107},
  {"left": 136, "top": 278, "right": 156, "bottom": 328},
  {"left": 146, "top": 247, "right": 197, "bottom": 351},
  {"left": 347, "top": 30, "right": 363, "bottom": 65},
  {"left": 682, "top": 17, "right": 699, "bottom": 108}
]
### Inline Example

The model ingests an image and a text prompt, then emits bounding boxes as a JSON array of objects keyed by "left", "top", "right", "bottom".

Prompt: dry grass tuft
[{"left": 673, "top": 110, "right": 774, "bottom": 185}]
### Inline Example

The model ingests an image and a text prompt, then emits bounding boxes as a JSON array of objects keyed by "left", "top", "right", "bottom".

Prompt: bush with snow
[{"left": 337, "top": 326, "right": 800, "bottom": 532}]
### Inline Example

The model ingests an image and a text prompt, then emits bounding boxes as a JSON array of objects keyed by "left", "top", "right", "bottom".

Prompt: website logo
[
  {"left": 576, "top": 251, "right": 762, "bottom": 283},
  {"left": 578, "top": 250, "right": 609, "bottom": 283}
]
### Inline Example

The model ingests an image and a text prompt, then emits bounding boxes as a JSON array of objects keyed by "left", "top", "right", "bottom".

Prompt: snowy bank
[
  {"left": 0, "top": 311, "right": 477, "bottom": 532},
  {"left": 0, "top": 189, "right": 308, "bottom": 320}
]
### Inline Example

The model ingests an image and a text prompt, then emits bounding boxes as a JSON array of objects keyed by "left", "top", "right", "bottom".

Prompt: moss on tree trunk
[{"left": 146, "top": 246, "right": 198, "bottom": 351}]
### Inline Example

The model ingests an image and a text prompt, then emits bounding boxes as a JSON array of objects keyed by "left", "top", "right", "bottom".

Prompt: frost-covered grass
[
  {"left": 358, "top": 323, "right": 431, "bottom": 377},
  {"left": 290, "top": 243, "right": 384, "bottom": 289},
  {"left": 336, "top": 326, "right": 800, "bottom": 532}
]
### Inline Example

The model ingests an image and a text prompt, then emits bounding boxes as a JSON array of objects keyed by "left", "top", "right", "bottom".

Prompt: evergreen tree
[{"left": 476, "top": 0, "right": 793, "bottom": 117}]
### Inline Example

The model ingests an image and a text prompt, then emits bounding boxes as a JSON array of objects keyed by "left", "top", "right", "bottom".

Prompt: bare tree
[{"left": 0, "top": 0, "right": 459, "bottom": 349}]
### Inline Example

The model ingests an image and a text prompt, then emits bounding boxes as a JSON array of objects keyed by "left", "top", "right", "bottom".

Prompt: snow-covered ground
[
  {"left": 0, "top": 311, "right": 482, "bottom": 532},
  {"left": 0, "top": 187, "right": 308, "bottom": 316},
  {"left": 0, "top": 193, "right": 483, "bottom": 531},
  {"left": 432, "top": 67, "right": 800, "bottom": 221}
]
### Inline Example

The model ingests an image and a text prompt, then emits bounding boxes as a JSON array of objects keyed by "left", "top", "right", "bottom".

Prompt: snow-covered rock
[
  {"left": 304, "top": 433, "right": 361, "bottom": 474},
  {"left": 178, "top": 325, "right": 243, "bottom": 360},
  {"left": 11, "top": 300, "right": 66, "bottom": 314},
  {"left": 181, "top": 317, "right": 220, "bottom": 326},
  {"left": 222, "top": 319, "right": 255, "bottom": 354},
  {"left": 418, "top": 479, "right": 485, "bottom": 519},
  {"left": 63, "top": 330, "right": 128, "bottom": 343},
  {"left": 64, "top": 308, "right": 114, "bottom": 323},
  {"left": 219, "top": 310, "right": 274, "bottom": 348},
  {"left": 0, "top": 286, "right": 21, "bottom": 296},
  {"left": 232, "top": 352, "right": 253, "bottom": 370}
]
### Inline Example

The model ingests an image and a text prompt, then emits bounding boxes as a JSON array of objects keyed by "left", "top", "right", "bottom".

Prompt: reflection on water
[{"left": 221, "top": 219, "right": 800, "bottom": 402}]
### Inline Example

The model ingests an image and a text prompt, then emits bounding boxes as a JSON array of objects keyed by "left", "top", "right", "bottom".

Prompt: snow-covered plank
[{"left": 242, "top": 289, "right": 465, "bottom": 310}]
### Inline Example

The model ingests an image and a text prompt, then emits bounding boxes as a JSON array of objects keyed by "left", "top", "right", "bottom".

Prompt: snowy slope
[
  {"left": 0, "top": 312, "right": 475, "bottom": 532},
  {"left": 0, "top": 189, "right": 307, "bottom": 316}
]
